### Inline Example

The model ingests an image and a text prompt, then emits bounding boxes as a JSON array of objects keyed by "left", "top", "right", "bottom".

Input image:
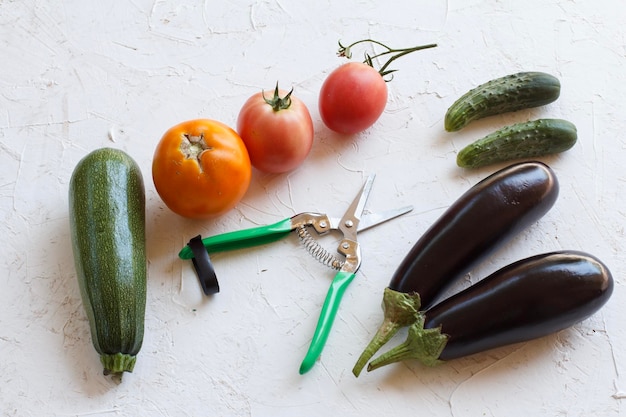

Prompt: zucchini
[
  {"left": 456, "top": 118, "right": 577, "bottom": 169},
  {"left": 445, "top": 72, "right": 561, "bottom": 132},
  {"left": 69, "top": 148, "right": 146, "bottom": 378}
]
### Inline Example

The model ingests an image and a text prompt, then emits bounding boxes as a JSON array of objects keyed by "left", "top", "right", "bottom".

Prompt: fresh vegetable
[
  {"left": 367, "top": 251, "right": 613, "bottom": 371},
  {"left": 444, "top": 71, "right": 561, "bottom": 132},
  {"left": 152, "top": 119, "right": 252, "bottom": 219},
  {"left": 319, "top": 62, "right": 387, "bottom": 135},
  {"left": 237, "top": 84, "right": 314, "bottom": 173},
  {"left": 352, "top": 161, "right": 558, "bottom": 376},
  {"left": 319, "top": 39, "right": 437, "bottom": 135},
  {"left": 456, "top": 118, "right": 577, "bottom": 169},
  {"left": 69, "top": 148, "right": 146, "bottom": 378}
]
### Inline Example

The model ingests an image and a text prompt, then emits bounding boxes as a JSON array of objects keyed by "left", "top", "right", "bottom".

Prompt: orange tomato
[{"left": 152, "top": 119, "right": 252, "bottom": 219}]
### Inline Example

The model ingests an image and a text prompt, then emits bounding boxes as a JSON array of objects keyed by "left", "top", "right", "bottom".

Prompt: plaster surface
[{"left": 1, "top": 1, "right": 625, "bottom": 416}]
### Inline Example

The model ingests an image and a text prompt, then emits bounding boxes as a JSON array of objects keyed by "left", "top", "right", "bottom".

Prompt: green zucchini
[
  {"left": 69, "top": 148, "right": 146, "bottom": 378},
  {"left": 445, "top": 72, "right": 561, "bottom": 132},
  {"left": 457, "top": 118, "right": 577, "bottom": 169}
]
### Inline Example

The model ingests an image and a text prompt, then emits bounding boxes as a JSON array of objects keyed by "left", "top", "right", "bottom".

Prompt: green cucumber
[
  {"left": 69, "top": 148, "right": 146, "bottom": 378},
  {"left": 445, "top": 72, "right": 561, "bottom": 132},
  {"left": 456, "top": 118, "right": 577, "bottom": 169}
]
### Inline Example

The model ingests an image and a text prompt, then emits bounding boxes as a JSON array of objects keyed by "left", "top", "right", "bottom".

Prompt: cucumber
[
  {"left": 445, "top": 72, "right": 561, "bottom": 132},
  {"left": 69, "top": 148, "right": 146, "bottom": 378},
  {"left": 456, "top": 118, "right": 577, "bottom": 169}
]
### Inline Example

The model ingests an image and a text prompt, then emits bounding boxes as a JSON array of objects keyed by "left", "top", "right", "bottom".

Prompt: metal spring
[{"left": 296, "top": 225, "right": 344, "bottom": 270}]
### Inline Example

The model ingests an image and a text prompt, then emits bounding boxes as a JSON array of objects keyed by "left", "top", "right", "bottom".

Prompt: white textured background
[{"left": 2, "top": 1, "right": 625, "bottom": 416}]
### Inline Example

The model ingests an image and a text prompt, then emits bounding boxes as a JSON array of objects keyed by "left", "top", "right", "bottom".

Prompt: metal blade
[
  {"left": 357, "top": 205, "right": 414, "bottom": 232},
  {"left": 338, "top": 174, "right": 376, "bottom": 240}
]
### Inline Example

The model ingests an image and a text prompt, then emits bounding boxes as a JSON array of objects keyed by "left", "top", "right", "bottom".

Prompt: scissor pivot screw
[
  {"left": 342, "top": 242, "right": 350, "bottom": 250},
  {"left": 319, "top": 221, "right": 328, "bottom": 229},
  {"left": 344, "top": 220, "right": 354, "bottom": 228}
]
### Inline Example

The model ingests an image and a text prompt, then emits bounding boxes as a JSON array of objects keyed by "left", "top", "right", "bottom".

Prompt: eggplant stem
[
  {"left": 353, "top": 319, "right": 402, "bottom": 377},
  {"left": 367, "top": 318, "right": 448, "bottom": 372},
  {"left": 352, "top": 288, "right": 422, "bottom": 377}
]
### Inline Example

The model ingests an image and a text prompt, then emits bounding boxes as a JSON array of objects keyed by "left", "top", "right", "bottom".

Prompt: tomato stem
[
  {"left": 263, "top": 82, "right": 293, "bottom": 112},
  {"left": 180, "top": 133, "right": 212, "bottom": 172},
  {"left": 337, "top": 39, "right": 437, "bottom": 79}
]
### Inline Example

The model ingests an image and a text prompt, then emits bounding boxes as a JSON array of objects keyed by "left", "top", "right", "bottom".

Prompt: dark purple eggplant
[
  {"left": 353, "top": 161, "right": 559, "bottom": 376},
  {"left": 367, "top": 251, "right": 613, "bottom": 371}
]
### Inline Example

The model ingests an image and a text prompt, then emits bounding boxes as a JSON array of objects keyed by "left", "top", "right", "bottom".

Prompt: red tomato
[
  {"left": 152, "top": 119, "right": 252, "bottom": 219},
  {"left": 319, "top": 62, "right": 388, "bottom": 135},
  {"left": 237, "top": 87, "right": 314, "bottom": 173}
]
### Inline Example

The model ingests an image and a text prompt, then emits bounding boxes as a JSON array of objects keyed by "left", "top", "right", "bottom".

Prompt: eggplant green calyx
[
  {"left": 337, "top": 39, "right": 437, "bottom": 79},
  {"left": 352, "top": 287, "right": 422, "bottom": 377},
  {"left": 263, "top": 82, "right": 293, "bottom": 112},
  {"left": 367, "top": 317, "right": 448, "bottom": 372}
]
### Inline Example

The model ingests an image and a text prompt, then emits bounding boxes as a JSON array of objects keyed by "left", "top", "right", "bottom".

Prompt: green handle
[
  {"left": 178, "top": 218, "right": 293, "bottom": 259},
  {"left": 299, "top": 270, "right": 356, "bottom": 374}
]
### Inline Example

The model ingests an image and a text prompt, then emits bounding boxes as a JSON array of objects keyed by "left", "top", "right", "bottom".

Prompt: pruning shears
[{"left": 178, "top": 174, "right": 412, "bottom": 374}]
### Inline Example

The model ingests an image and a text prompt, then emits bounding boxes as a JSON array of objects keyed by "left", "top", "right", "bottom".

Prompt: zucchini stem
[
  {"left": 352, "top": 287, "right": 422, "bottom": 377},
  {"left": 101, "top": 352, "right": 137, "bottom": 379},
  {"left": 337, "top": 39, "right": 437, "bottom": 79}
]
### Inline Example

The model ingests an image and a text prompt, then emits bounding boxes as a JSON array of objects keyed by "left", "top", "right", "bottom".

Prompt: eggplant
[
  {"left": 367, "top": 251, "right": 613, "bottom": 371},
  {"left": 353, "top": 161, "right": 559, "bottom": 376}
]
